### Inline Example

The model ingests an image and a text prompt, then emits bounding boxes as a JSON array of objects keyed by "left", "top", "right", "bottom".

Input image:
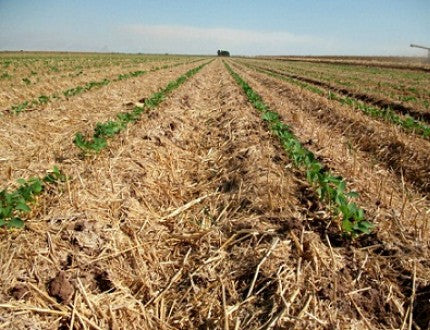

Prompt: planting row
[
  {"left": 0, "top": 57, "right": 195, "bottom": 110},
  {"left": 263, "top": 56, "right": 430, "bottom": 72},
  {"left": 241, "top": 61, "right": 430, "bottom": 140},
  {"left": 1, "top": 61, "right": 210, "bottom": 229},
  {"left": 231, "top": 60, "right": 430, "bottom": 197},
  {"left": 225, "top": 62, "right": 372, "bottom": 236},
  {"left": 254, "top": 61, "right": 430, "bottom": 121},
  {"left": 0, "top": 53, "right": 189, "bottom": 85},
  {"left": 3, "top": 59, "right": 204, "bottom": 115},
  {"left": 74, "top": 61, "right": 210, "bottom": 153},
  {"left": 242, "top": 58, "right": 430, "bottom": 116}
]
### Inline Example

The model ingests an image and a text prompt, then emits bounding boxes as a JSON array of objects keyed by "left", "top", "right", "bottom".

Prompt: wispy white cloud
[
  {"left": 118, "top": 24, "right": 335, "bottom": 55},
  {"left": 1, "top": 22, "right": 423, "bottom": 56}
]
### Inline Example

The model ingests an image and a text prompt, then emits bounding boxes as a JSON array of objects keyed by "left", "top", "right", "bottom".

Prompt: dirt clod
[
  {"left": 10, "top": 284, "right": 29, "bottom": 300},
  {"left": 48, "top": 271, "right": 74, "bottom": 304},
  {"left": 74, "top": 221, "right": 85, "bottom": 231}
]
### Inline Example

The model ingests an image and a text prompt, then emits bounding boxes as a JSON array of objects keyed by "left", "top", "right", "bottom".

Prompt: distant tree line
[{"left": 217, "top": 50, "right": 230, "bottom": 57}]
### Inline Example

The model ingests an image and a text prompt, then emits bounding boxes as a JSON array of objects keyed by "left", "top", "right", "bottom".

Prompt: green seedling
[
  {"left": 0, "top": 166, "right": 65, "bottom": 229},
  {"left": 63, "top": 86, "right": 84, "bottom": 97},
  {"left": 251, "top": 64, "right": 430, "bottom": 140},
  {"left": 1, "top": 72, "right": 11, "bottom": 79},
  {"left": 11, "top": 101, "right": 29, "bottom": 113},
  {"left": 73, "top": 61, "right": 210, "bottom": 153},
  {"left": 225, "top": 62, "right": 373, "bottom": 236},
  {"left": 2, "top": 61, "right": 11, "bottom": 68},
  {"left": 94, "top": 120, "right": 126, "bottom": 137},
  {"left": 73, "top": 132, "right": 107, "bottom": 153},
  {"left": 399, "top": 95, "right": 417, "bottom": 102},
  {"left": 38, "top": 95, "right": 50, "bottom": 104},
  {"left": 116, "top": 70, "right": 146, "bottom": 81}
]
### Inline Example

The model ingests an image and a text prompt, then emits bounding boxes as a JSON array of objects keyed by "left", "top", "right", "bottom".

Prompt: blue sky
[{"left": 0, "top": 0, "right": 429, "bottom": 56}]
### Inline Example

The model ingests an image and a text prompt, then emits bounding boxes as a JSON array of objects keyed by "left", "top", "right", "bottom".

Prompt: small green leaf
[
  {"left": 342, "top": 219, "right": 353, "bottom": 233},
  {"left": 7, "top": 217, "right": 24, "bottom": 229},
  {"left": 17, "top": 178, "right": 26, "bottom": 185},
  {"left": 16, "top": 203, "right": 31, "bottom": 212},
  {"left": 346, "top": 191, "right": 359, "bottom": 199}
]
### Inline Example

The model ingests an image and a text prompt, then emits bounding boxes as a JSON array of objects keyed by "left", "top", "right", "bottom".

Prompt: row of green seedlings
[
  {"left": 0, "top": 167, "right": 65, "bottom": 229},
  {"left": 7, "top": 59, "right": 204, "bottom": 114},
  {"left": 291, "top": 62, "right": 429, "bottom": 104},
  {"left": 1, "top": 57, "right": 190, "bottom": 83},
  {"left": 260, "top": 61, "right": 428, "bottom": 109},
  {"left": 225, "top": 62, "right": 372, "bottom": 236},
  {"left": 9, "top": 61, "right": 186, "bottom": 112},
  {"left": 1, "top": 72, "right": 12, "bottom": 79},
  {"left": 74, "top": 61, "right": 210, "bottom": 153},
  {"left": 2, "top": 67, "right": 44, "bottom": 82},
  {"left": 242, "top": 62, "right": 430, "bottom": 140}
]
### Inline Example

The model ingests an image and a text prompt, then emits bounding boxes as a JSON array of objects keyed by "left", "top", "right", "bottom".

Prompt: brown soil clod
[
  {"left": 9, "top": 284, "right": 30, "bottom": 300},
  {"left": 47, "top": 271, "right": 74, "bottom": 304},
  {"left": 73, "top": 221, "right": 86, "bottom": 232},
  {"left": 169, "top": 122, "right": 177, "bottom": 131},
  {"left": 219, "top": 178, "right": 239, "bottom": 193}
]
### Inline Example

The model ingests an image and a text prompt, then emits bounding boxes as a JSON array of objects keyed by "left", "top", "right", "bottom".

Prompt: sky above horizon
[{"left": 0, "top": 0, "right": 429, "bottom": 56}]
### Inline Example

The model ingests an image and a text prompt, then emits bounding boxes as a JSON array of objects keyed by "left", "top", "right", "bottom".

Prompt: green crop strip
[
  {"left": 0, "top": 167, "right": 65, "bottom": 229},
  {"left": 116, "top": 70, "right": 146, "bottom": 81},
  {"left": 63, "top": 79, "right": 110, "bottom": 98},
  {"left": 225, "top": 62, "right": 372, "bottom": 236},
  {"left": 1, "top": 72, "right": 12, "bottom": 79},
  {"left": 5, "top": 59, "right": 204, "bottom": 115},
  {"left": 242, "top": 62, "right": 430, "bottom": 140},
  {"left": 74, "top": 61, "right": 210, "bottom": 153}
]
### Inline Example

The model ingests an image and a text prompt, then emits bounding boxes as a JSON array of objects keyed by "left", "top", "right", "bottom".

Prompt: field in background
[
  {"left": 1, "top": 52, "right": 429, "bottom": 329},
  {"left": 256, "top": 55, "right": 430, "bottom": 72}
]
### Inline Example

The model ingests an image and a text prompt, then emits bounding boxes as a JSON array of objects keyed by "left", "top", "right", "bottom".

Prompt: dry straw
[{"left": 0, "top": 59, "right": 429, "bottom": 329}]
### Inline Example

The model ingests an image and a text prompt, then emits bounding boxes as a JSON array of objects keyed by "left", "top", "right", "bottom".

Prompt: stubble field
[{"left": 1, "top": 52, "right": 429, "bottom": 329}]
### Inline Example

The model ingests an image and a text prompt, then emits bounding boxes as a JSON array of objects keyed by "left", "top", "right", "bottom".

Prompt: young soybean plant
[
  {"left": 250, "top": 64, "right": 430, "bottom": 140},
  {"left": 0, "top": 167, "right": 65, "bottom": 229},
  {"left": 73, "top": 62, "right": 209, "bottom": 153},
  {"left": 225, "top": 62, "right": 373, "bottom": 236}
]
